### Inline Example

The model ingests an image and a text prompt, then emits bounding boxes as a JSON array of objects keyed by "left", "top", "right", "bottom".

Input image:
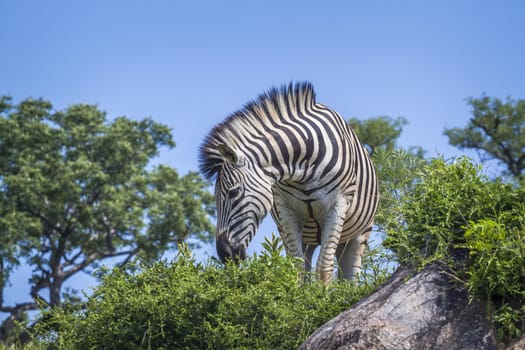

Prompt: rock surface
[{"left": 299, "top": 263, "right": 501, "bottom": 350}]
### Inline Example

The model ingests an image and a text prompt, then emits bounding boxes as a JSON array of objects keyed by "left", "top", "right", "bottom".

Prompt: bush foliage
[
  {"left": 24, "top": 239, "right": 389, "bottom": 350},
  {"left": 383, "top": 157, "right": 525, "bottom": 340}
]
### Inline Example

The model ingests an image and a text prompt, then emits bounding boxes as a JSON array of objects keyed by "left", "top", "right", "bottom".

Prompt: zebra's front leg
[
  {"left": 280, "top": 217, "right": 308, "bottom": 278},
  {"left": 317, "top": 195, "right": 348, "bottom": 284},
  {"left": 271, "top": 199, "right": 304, "bottom": 262},
  {"left": 303, "top": 244, "right": 315, "bottom": 274},
  {"left": 336, "top": 226, "right": 372, "bottom": 280}
]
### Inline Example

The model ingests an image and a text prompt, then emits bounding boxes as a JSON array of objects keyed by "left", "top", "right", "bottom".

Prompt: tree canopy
[
  {"left": 444, "top": 95, "right": 525, "bottom": 181},
  {"left": 0, "top": 96, "right": 214, "bottom": 340},
  {"left": 349, "top": 116, "right": 408, "bottom": 156}
]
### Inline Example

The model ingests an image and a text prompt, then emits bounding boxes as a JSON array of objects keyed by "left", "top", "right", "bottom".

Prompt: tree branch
[
  {"left": 24, "top": 207, "right": 65, "bottom": 235},
  {"left": 63, "top": 250, "right": 83, "bottom": 267},
  {"left": 60, "top": 249, "right": 139, "bottom": 281},
  {"left": 0, "top": 302, "right": 39, "bottom": 315},
  {"left": 0, "top": 302, "right": 39, "bottom": 342},
  {"left": 30, "top": 274, "right": 50, "bottom": 306},
  {"left": 116, "top": 248, "right": 141, "bottom": 268}
]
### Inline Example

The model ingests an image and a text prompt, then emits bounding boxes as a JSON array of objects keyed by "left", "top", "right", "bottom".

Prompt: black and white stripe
[{"left": 199, "top": 82, "right": 379, "bottom": 282}]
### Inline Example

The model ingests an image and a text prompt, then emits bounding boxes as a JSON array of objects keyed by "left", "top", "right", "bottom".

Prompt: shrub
[
  {"left": 383, "top": 157, "right": 525, "bottom": 340},
  {"left": 384, "top": 157, "right": 497, "bottom": 265},
  {"left": 29, "top": 239, "right": 390, "bottom": 350},
  {"left": 463, "top": 218, "right": 525, "bottom": 340}
]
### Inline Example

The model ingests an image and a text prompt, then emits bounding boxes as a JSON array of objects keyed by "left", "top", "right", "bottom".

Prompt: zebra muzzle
[{"left": 217, "top": 233, "right": 246, "bottom": 264}]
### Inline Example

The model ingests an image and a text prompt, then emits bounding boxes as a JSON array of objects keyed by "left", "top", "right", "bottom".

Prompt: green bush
[
  {"left": 463, "top": 219, "right": 525, "bottom": 340},
  {"left": 384, "top": 157, "right": 498, "bottom": 265},
  {"left": 28, "top": 240, "right": 389, "bottom": 350},
  {"left": 383, "top": 157, "right": 525, "bottom": 340}
]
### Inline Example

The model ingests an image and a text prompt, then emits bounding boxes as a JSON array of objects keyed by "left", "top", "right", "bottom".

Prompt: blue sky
[{"left": 1, "top": 1, "right": 525, "bottom": 310}]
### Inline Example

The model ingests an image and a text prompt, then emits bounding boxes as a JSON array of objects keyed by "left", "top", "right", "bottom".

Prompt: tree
[
  {"left": 0, "top": 96, "right": 215, "bottom": 341},
  {"left": 444, "top": 95, "right": 525, "bottom": 181},
  {"left": 349, "top": 116, "right": 408, "bottom": 156}
]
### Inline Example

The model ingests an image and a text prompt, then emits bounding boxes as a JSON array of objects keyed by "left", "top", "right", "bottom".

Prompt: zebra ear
[{"left": 217, "top": 143, "right": 242, "bottom": 165}]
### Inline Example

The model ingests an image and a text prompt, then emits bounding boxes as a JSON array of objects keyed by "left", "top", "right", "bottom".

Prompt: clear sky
[{"left": 1, "top": 0, "right": 524, "bottom": 309}]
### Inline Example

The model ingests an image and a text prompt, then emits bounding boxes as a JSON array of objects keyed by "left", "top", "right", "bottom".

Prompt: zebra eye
[{"left": 228, "top": 186, "right": 242, "bottom": 199}]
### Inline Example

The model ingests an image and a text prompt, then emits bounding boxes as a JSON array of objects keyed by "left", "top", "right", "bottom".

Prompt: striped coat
[{"left": 200, "top": 82, "right": 379, "bottom": 283}]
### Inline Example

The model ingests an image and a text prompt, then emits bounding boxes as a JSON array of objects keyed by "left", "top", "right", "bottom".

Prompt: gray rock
[
  {"left": 506, "top": 334, "right": 525, "bottom": 350},
  {"left": 299, "top": 263, "right": 499, "bottom": 350}
]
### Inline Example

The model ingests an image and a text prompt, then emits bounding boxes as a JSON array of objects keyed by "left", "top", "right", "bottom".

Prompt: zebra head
[{"left": 213, "top": 143, "right": 273, "bottom": 264}]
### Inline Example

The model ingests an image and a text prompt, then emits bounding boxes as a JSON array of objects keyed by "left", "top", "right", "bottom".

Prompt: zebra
[{"left": 199, "top": 82, "right": 379, "bottom": 283}]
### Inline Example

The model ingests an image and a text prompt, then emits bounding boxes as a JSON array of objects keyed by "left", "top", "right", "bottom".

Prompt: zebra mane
[{"left": 199, "top": 81, "right": 317, "bottom": 180}]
